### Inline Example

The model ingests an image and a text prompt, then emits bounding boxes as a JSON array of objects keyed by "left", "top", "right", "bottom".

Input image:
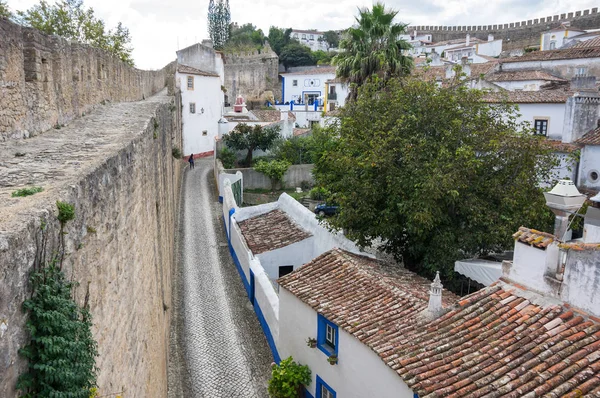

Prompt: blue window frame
[
  {"left": 316, "top": 376, "right": 336, "bottom": 398},
  {"left": 317, "top": 314, "right": 338, "bottom": 357}
]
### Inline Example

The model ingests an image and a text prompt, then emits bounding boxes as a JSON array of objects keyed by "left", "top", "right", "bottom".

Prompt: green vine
[{"left": 17, "top": 201, "right": 98, "bottom": 397}]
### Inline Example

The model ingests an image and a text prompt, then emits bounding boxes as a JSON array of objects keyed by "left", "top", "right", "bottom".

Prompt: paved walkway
[{"left": 168, "top": 157, "right": 272, "bottom": 397}]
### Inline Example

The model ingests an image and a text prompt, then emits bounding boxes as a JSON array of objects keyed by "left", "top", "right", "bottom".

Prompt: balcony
[{"left": 328, "top": 92, "right": 337, "bottom": 100}]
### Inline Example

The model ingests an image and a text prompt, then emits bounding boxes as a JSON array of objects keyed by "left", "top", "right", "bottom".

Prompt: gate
[{"left": 231, "top": 179, "right": 243, "bottom": 207}]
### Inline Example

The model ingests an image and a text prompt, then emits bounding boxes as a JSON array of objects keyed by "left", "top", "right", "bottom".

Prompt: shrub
[
  {"left": 56, "top": 201, "right": 75, "bottom": 226},
  {"left": 218, "top": 147, "right": 237, "bottom": 169},
  {"left": 172, "top": 147, "right": 182, "bottom": 159},
  {"left": 268, "top": 357, "right": 311, "bottom": 398},
  {"left": 254, "top": 159, "right": 291, "bottom": 191},
  {"left": 11, "top": 187, "right": 43, "bottom": 197},
  {"left": 309, "top": 186, "right": 330, "bottom": 201}
]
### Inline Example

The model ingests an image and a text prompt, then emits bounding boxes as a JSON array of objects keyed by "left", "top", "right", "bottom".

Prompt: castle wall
[
  {"left": 0, "top": 17, "right": 173, "bottom": 142},
  {"left": 223, "top": 50, "right": 281, "bottom": 101},
  {"left": 409, "top": 8, "right": 600, "bottom": 51}
]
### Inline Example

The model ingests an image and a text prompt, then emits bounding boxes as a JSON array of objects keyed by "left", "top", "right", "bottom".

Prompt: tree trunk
[{"left": 245, "top": 148, "right": 253, "bottom": 166}]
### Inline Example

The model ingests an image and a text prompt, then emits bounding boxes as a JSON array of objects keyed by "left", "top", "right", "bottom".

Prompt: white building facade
[
  {"left": 176, "top": 43, "right": 225, "bottom": 157},
  {"left": 280, "top": 66, "right": 336, "bottom": 105},
  {"left": 291, "top": 30, "right": 330, "bottom": 52}
]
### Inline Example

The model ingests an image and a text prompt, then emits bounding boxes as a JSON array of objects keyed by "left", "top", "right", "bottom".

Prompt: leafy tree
[
  {"left": 314, "top": 77, "right": 557, "bottom": 287},
  {"left": 208, "top": 0, "right": 230, "bottom": 50},
  {"left": 254, "top": 159, "right": 291, "bottom": 191},
  {"left": 222, "top": 123, "right": 280, "bottom": 166},
  {"left": 267, "top": 26, "right": 292, "bottom": 55},
  {"left": 268, "top": 357, "right": 311, "bottom": 398},
  {"left": 0, "top": 0, "right": 11, "bottom": 18},
  {"left": 313, "top": 50, "right": 336, "bottom": 65},
  {"left": 320, "top": 30, "right": 340, "bottom": 49},
  {"left": 225, "top": 23, "right": 264, "bottom": 51},
  {"left": 333, "top": 2, "right": 412, "bottom": 95},
  {"left": 16, "top": 0, "right": 133, "bottom": 65},
  {"left": 280, "top": 42, "right": 315, "bottom": 70}
]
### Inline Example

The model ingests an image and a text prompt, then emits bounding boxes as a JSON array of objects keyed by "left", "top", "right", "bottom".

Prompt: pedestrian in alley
[{"left": 188, "top": 153, "right": 195, "bottom": 169}]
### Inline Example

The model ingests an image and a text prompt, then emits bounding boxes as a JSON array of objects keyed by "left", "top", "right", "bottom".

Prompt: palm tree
[{"left": 333, "top": 2, "right": 412, "bottom": 97}]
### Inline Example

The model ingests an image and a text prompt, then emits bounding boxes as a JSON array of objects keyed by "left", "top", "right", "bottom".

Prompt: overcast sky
[{"left": 6, "top": 0, "right": 600, "bottom": 69}]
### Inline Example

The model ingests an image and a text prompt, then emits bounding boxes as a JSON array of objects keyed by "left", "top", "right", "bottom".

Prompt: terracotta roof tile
[
  {"left": 486, "top": 70, "right": 567, "bottom": 82},
  {"left": 250, "top": 110, "right": 296, "bottom": 122},
  {"left": 237, "top": 210, "right": 311, "bottom": 254},
  {"left": 576, "top": 127, "right": 600, "bottom": 145},
  {"left": 482, "top": 88, "right": 573, "bottom": 103},
  {"left": 513, "top": 226, "right": 557, "bottom": 248},
  {"left": 573, "top": 37, "right": 600, "bottom": 49},
  {"left": 280, "top": 66, "right": 336, "bottom": 75},
  {"left": 501, "top": 47, "right": 600, "bottom": 63},
  {"left": 545, "top": 140, "right": 582, "bottom": 152},
  {"left": 177, "top": 64, "right": 220, "bottom": 77}
]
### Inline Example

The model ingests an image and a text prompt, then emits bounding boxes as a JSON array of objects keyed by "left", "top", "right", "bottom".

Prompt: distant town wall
[
  {"left": 0, "top": 17, "right": 174, "bottom": 141},
  {"left": 409, "top": 8, "right": 600, "bottom": 50},
  {"left": 223, "top": 49, "right": 281, "bottom": 103}
]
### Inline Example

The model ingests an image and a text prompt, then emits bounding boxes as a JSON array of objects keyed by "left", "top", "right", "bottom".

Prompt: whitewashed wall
[
  {"left": 578, "top": 145, "right": 600, "bottom": 189},
  {"left": 516, "top": 103, "right": 566, "bottom": 140},
  {"left": 501, "top": 57, "right": 600, "bottom": 79},
  {"left": 505, "top": 241, "right": 561, "bottom": 295},
  {"left": 278, "top": 288, "right": 415, "bottom": 398},
  {"left": 250, "top": 259, "right": 280, "bottom": 345},
  {"left": 281, "top": 72, "right": 336, "bottom": 104},
  {"left": 179, "top": 73, "right": 223, "bottom": 155},
  {"left": 495, "top": 80, "right": 549, "bottom": 91},
  {"left": 562, "top": 249, "right": 600, "bottom": 317},
  {"left": 476, "top": 39, "right": 503, "bottom": 57}
]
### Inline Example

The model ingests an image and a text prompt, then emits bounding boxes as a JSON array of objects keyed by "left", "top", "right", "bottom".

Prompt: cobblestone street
[{"left": 168, "top": 158, "right": 272, "bottom": 397}]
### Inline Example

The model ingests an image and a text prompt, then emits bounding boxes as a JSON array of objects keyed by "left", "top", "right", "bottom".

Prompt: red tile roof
[
  {"left": 251, "top": 110, "right": 296, "bottom": 122},
  {"left": 486, "top": 70, "right": 567, "bottom": 83},
  {"left": 572, "top": 36, "right": 600, "bottom": 49},
  {"left": 482, "top": 88, "right": 573, "bottom": 104},
  {"left": 280, "top": 66, "right": 337, "bottom": 76},
  {"left": 513, "top": 226, "right": 557, "bottom": 249},
  {"left": 576, "top": 127, "right": 600, "bottom": 145},
  {"left": 293, "top": 128, "right": 310, "bottom": 136},
  {"left": 177, "top": 64, "right": 220, "bottom": 77},
  {"left": 501, "top": 46, "right": 600, "bottom": 63},
  {"left": 238, "top": 210, "right": 311, "bottom": 254},
  {"left": 545, "top": 140, "right": 582, "bottom": 153},
  {"left": 280, "top": 248, "right": 600, "bottom": 397}
]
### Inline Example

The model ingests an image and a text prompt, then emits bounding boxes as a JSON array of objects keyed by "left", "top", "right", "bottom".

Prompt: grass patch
[{"left": 11, "top": 187, "right": 43, "bottom": 197}]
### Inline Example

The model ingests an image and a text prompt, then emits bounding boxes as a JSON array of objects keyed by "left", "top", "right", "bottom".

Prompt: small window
[
  {"left": 577, "top": 67, "right": 587, "bottom": 76},
  {"left": 550, "top": 41, "right": 556, "bottom": 50},
  {"left": 279, "top": 265, "right": 294, "bottom": 278},
  {"left": 589, "top": 170, "right": 599, "bottom": 182},
  {"left": 189, "top": 102, "right": 196, "bottom": 114},
  {"left": 187, "top": 76, "right": 194, "bottom": 90},
  {"left": 292, "top": 80, "right": 298, "bottom": 87},
  {"left": 310, "top": 34, "right": 314, "bottom": 40},
  {"left": 302, "top": 34, "right": 306, "bottom": 39},
  {"left": 534, "top": 119, "right": 548, "bottom": 136},
  {"left": 202, "top": 130, "right": 207, "bottom": 136},
  {"left": 317, "top": 314, "right": 338, "bottom": 356},
  {"left": 316, "top": 376, "right": 336, "bottom": 398}
]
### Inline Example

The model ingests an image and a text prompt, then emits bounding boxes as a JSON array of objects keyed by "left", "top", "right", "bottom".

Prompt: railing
[
  {"left": 232, "top": 179, "right": 243, "bottom": 207},
  {"left": 328, "top": 92, "right": 337, "bottom": 100}
]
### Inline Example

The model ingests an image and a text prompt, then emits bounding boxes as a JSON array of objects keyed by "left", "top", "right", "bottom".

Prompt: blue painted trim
[
  {"left": 414, "top": 394, "right": 419, "bottom": 398},
  {"left": 249, "top": 269, "right": 256, "bottom": 304},
  {"left": 301, "top": 90, "right": 321, "bottom": 105},
  {"left": 316, "top": 375, "right": 336, "bottom": 398},
  {"left": 305, "top": 389, "right": 315, "bottom": 398},
  {"left": 219, "top": 195, "right": 223, "bottom": 203},
  {"left": 282, "top": 76, "right": 285, "bottom": 103},
  {"left": 228, "top": 207, "right": 235, "bottom": 239},
  {"left": 317, "top": 314, "right": 338, "bottom": 357},
  {"left": 253, "top": 297, "right": 281, "bottom": 363},
  {"left": 228, "top": 238, "right": 250, "bottom": 294}
]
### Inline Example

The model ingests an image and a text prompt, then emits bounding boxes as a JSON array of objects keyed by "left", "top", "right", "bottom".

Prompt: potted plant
[
  {"left": 268, "top": 357, "right": 312, "bottom": 398},
  {"left": 306, "top": 337, "right": 317, "bottom": 348},
  {"left": 327, "top": 354, "right": 338, "bottom": 365}
]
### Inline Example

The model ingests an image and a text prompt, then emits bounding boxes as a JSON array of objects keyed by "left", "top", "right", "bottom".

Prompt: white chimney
[
  {"left": 461, "top": 57, "right": 471, "bottom": 77},
  {"left": 466, "top": 34, "right": 470, "bottom": 46},
  {"left": 217, "top": 117, "right": 229, "bottom": 139},
  {"left": 280, "top": 110, "right": 288, "bottom": 121},
  {"left": 543, "top": 179, "right": 587, "bottom": 240},
  {"left": 421, "top": 271, "right": 445, "bottom": 320}
]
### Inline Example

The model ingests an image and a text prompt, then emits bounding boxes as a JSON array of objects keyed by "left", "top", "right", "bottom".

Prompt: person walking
[{"left": 188, "top": 153, "right": 195, "bottom": 169}]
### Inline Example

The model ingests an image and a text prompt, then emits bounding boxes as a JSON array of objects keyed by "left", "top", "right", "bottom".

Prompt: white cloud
[{"left": 6, "top": 0, "right": 600, "bottom": 69}]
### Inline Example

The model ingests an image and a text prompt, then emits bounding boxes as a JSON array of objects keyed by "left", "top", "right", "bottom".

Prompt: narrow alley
[{"left": 168, "top": 158, "right": 272, "bottom": 397}]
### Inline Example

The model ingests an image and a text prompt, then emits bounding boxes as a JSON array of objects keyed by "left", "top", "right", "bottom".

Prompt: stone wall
[
  {"left": 409, "top": 8, "right": 600, "bottom": 50},
  {"left": 0, "top": 16, "right": 174, "bottom": 141},
  {"left": 225, "top": 164, "right": 314, "bottom": 190},
  {"left": 223, "top": 49, "right": 280, "bottom": 102},
  {"left": 0, "top": 89, "right": 183, "bottom": 397}
]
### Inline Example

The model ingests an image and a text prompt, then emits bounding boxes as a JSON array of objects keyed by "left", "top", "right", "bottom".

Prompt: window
[
  {"left": 316, "top": 376, "right": 336, "bottom": 398},
  {"left": 577, "top": 67, "right": 587, "bottom": 76},
  {"left": 302, "top": 34, "right": 306, "bottom": 39},
  {"left": 550, "top": 41, "right": 556, "bottom": 50},
  {"left": 189, "top": 102, "right": 196, "bottom": 114},
  {"left": 202, "top": 130, "right": 207, "bottom": 136},
  {"left": 589, "top": 170, "right": 599, "bottom": 183},
  {"left": 187, "top": 76, "right": 194, "bottom": 90},
  {"left": 317, "top": 314, "right": 338, "bottom": 356},
  {"left": 279, "top": 265, "right": 294, "bottom": 278},
  {"left": 293, "top": 79, "right": 298, "bottom": 87},
  {"left": 310, "top": 34, "right": 314, "bottom": 40},
  {"left": 534, "top": 119, "right": 548, "bottom": 136}
]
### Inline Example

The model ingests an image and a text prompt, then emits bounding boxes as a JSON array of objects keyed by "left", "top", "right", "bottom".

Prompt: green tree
[
  {"left": 267, "top": 26, "right": 292, "bottom": 55},
  {"left": 208, "top": 0, "right": 230, "bottom": 50},
  {"left": 254, "top": 159, "right": 291, "bottom": 191},
  {"left": 314, "top": 77, "right": 557, "bottom": 286},
  {"left": 0, "top": 0, "right": 11, "bottom": 18},
  {"left": 16, "top": 0, "right": 133, "bottom": 65},
  {"left": 225, "top": 23, "right": 264, "bottom": 51},
  {"left": 313, "top": 50, "right": 336, "bottom": 65},
  {"left": 280, "top": 41, "right": 315, "bottom": 70},
  {"left": 333, "top": 2, "right": 412, "bottom": 95},
  {"left": 222, "top": 123, "right": 280, "bottom": 166},
  {"left": 320, "top": 30, "right": 339, "bottom": 49},
  {"left": 268, "top": 357, "right": 311, "bottom": 398}
]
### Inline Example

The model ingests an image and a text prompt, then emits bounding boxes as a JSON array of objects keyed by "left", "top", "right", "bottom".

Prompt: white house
[
  {"left": 540, "top": 24, "right": 587, "bottom": 51},
  {"left": 176, "top": 43, "right": 225, "bottom": 157},
  {"left": 324, "top": 78, "right": 349, "bottom": 112},
  {"left": 280, "top": 66, "right": 336, "bottom": 105},
  {"left": 291, "top": 29, "right": 331, "bottom": 52},
  {"left": 444, "top": 35, "right": 503, "bottom": 64},
  {"left": 485, "top": 70, "right": 567, "bottom": 91}
]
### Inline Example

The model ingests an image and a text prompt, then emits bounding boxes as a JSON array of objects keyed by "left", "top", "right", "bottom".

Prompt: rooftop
[
  {"left": 237, "top": 210, "right": 312, "bottom": 254},
  {"left": 512, "top": 226, "right": 557, "bottom": 249},
  {"left": 482, "top": 87, "right": 574, "bottom": 104},
  {"left": 573, "top": 36, "right": 600, "bottom": 49},
  {"left": 576, "top": 126, "right": 600, "bottom": 145},
  {"left": 280, "top": 66, "right": 337, "bottom": 76},
  {"left": 176, "top": 64, "right": 220, "bottom": 78},
  {"left": 486, "top": 70, "right": 567, "bottom": 82},
  {"left": 250, "top": 110, "right": 296, "bottom": 123},
  {"left": 501, "top": 46, "right": 600, "bottom": 63},
  {"left": 280, "top": 248, "right": 600, "bottom": 397}
]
